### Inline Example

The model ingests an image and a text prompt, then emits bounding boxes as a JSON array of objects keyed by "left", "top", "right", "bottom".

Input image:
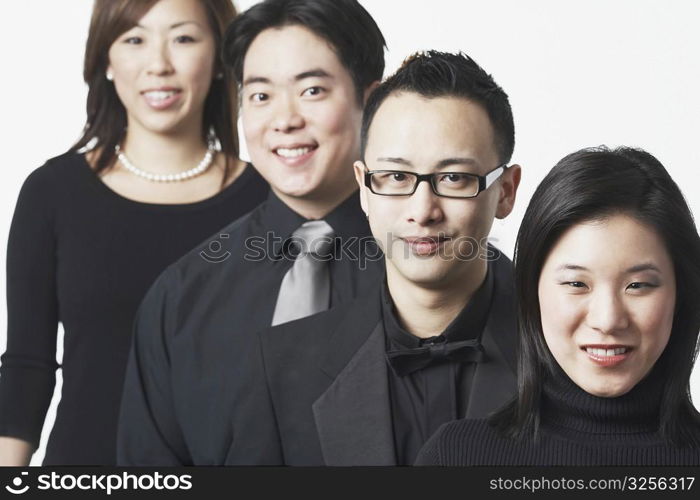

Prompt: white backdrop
[{"left": 0, "top": 0, "right": 698, "bottom": 465}]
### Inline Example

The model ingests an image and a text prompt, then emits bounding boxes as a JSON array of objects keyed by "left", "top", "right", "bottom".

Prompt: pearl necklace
[{"left": 115, "top": 144, "right": 216, "bottom": 182}]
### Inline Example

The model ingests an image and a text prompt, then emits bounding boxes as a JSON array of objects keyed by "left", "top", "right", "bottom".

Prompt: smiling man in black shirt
[
  {"left": 227, "top": 51, "right": 523, "bottom": 465},
  {"left": 117, "top": 0, "right": 386, "bottom": 465}
]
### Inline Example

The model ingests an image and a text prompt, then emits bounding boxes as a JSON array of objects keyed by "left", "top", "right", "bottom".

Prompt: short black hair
[
  {"left": 223, "top": 0, "right": 386, "bottom": 104},
  {"left": 361, "top": 50, "right": 515, "bottom": 164},
  {"left": 491, "top": 146, "right": 700, "bottom": 447}
]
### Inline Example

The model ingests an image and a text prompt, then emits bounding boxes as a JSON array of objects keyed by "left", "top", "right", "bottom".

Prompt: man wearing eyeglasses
[{"left": 229, "top": 51, "right": 522, "bottom": 465}]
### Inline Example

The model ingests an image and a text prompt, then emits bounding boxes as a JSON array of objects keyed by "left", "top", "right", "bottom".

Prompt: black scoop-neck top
[{"left": 0, "top": 151, "right": 268, "bottom": 464}]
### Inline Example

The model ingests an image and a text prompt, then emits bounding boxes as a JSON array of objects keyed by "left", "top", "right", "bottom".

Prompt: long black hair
[{"left": 491, "top": 146, "right": 700, "bottom": 446}]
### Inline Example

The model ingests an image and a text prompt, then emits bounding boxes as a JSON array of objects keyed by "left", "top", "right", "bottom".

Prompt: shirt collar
[
  {"left": 382, "top": 260, "right": 495, "bottom": 350},
  {"left": 257, "top": 188, "right": 371, "bottom": 257},
  {"left": 257, "top": 190, "right": 307, "bottom": 242}
]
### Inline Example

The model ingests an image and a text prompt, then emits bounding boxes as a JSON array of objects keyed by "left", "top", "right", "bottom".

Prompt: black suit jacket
[{"left": 228, "top": 253, "right": 518, "bottom": 465}]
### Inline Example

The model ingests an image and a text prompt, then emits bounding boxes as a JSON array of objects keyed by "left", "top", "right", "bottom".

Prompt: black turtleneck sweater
[{"left": 415, "top": 364, "right": 700, "bottom": 465}]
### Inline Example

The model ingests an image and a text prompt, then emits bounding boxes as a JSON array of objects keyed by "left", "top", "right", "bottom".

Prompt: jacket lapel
[
  {"left": 312, "top": 290, "right": 396, "bottom": 465},
  {"left": 466, "top": 254, "right": 519, "bottom": 418},
  {"left": 309, "top": 251, "right": 519, "bottom": 461}
]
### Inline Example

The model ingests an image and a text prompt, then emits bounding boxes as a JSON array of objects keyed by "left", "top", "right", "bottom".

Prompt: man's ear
[
  {"left": 353, "top": 160, "right": 369, "bottom": 217},
  {"left": 362, "top": 80, "right": 381, "bottom": 105},
  {"left": 495, "top": 164, "right": 522, "bottom": 219}
]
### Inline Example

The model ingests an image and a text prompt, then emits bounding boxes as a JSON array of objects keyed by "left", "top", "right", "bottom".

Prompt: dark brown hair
[{"left": 71, "top": 0, "right": 239, "bottom": 185}]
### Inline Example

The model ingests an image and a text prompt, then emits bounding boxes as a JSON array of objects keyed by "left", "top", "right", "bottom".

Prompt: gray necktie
[{"left": 271, "top": 220, "right": 335, "bottom": 326}]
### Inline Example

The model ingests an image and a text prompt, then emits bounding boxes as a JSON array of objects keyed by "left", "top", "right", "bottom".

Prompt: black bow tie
[{"left": 386, "top": 337, "right": 484, "bottom": 376}]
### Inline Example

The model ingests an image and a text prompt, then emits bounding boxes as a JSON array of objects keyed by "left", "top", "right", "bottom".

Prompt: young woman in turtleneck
[{"left": 416, "top": 146, "right": 700, "bottom": 466}]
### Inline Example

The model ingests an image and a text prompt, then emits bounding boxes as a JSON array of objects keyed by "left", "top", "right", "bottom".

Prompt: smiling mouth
[
  {"left": 273, "top": 145, "right": 318, "bottom": 159},
  {"left": 143, "top": 89, "right": 181, "bottom": 100},
  {"left": 583, "top": 347, "right": 630, "bottom": 356},
  {"left": 581, "top": 345, "right": 633, "bottom": 367}
]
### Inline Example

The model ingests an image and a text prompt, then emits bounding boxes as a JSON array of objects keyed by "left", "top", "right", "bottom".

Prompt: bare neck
[
  {"left": 120, "top": 124, "right": 210, "bottom": 175},
  {"left": 271, "top": 182, "right": 359, "bottom": 220},
  {"left": 386, "top": 258, "right": 488, "bottom": 339}
]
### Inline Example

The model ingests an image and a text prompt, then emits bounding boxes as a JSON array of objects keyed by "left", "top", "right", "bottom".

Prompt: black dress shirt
[
  {"left": 117, "top": 189, "right": 383, "bottom": 465},
  {"left": 382, "top": 266, "right": 494, "bottom": 465}
]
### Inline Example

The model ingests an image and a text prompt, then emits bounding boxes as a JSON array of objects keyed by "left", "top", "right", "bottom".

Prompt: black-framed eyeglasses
[{"left": 363, "top": 164, "right": 508, "bottom": 198}]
